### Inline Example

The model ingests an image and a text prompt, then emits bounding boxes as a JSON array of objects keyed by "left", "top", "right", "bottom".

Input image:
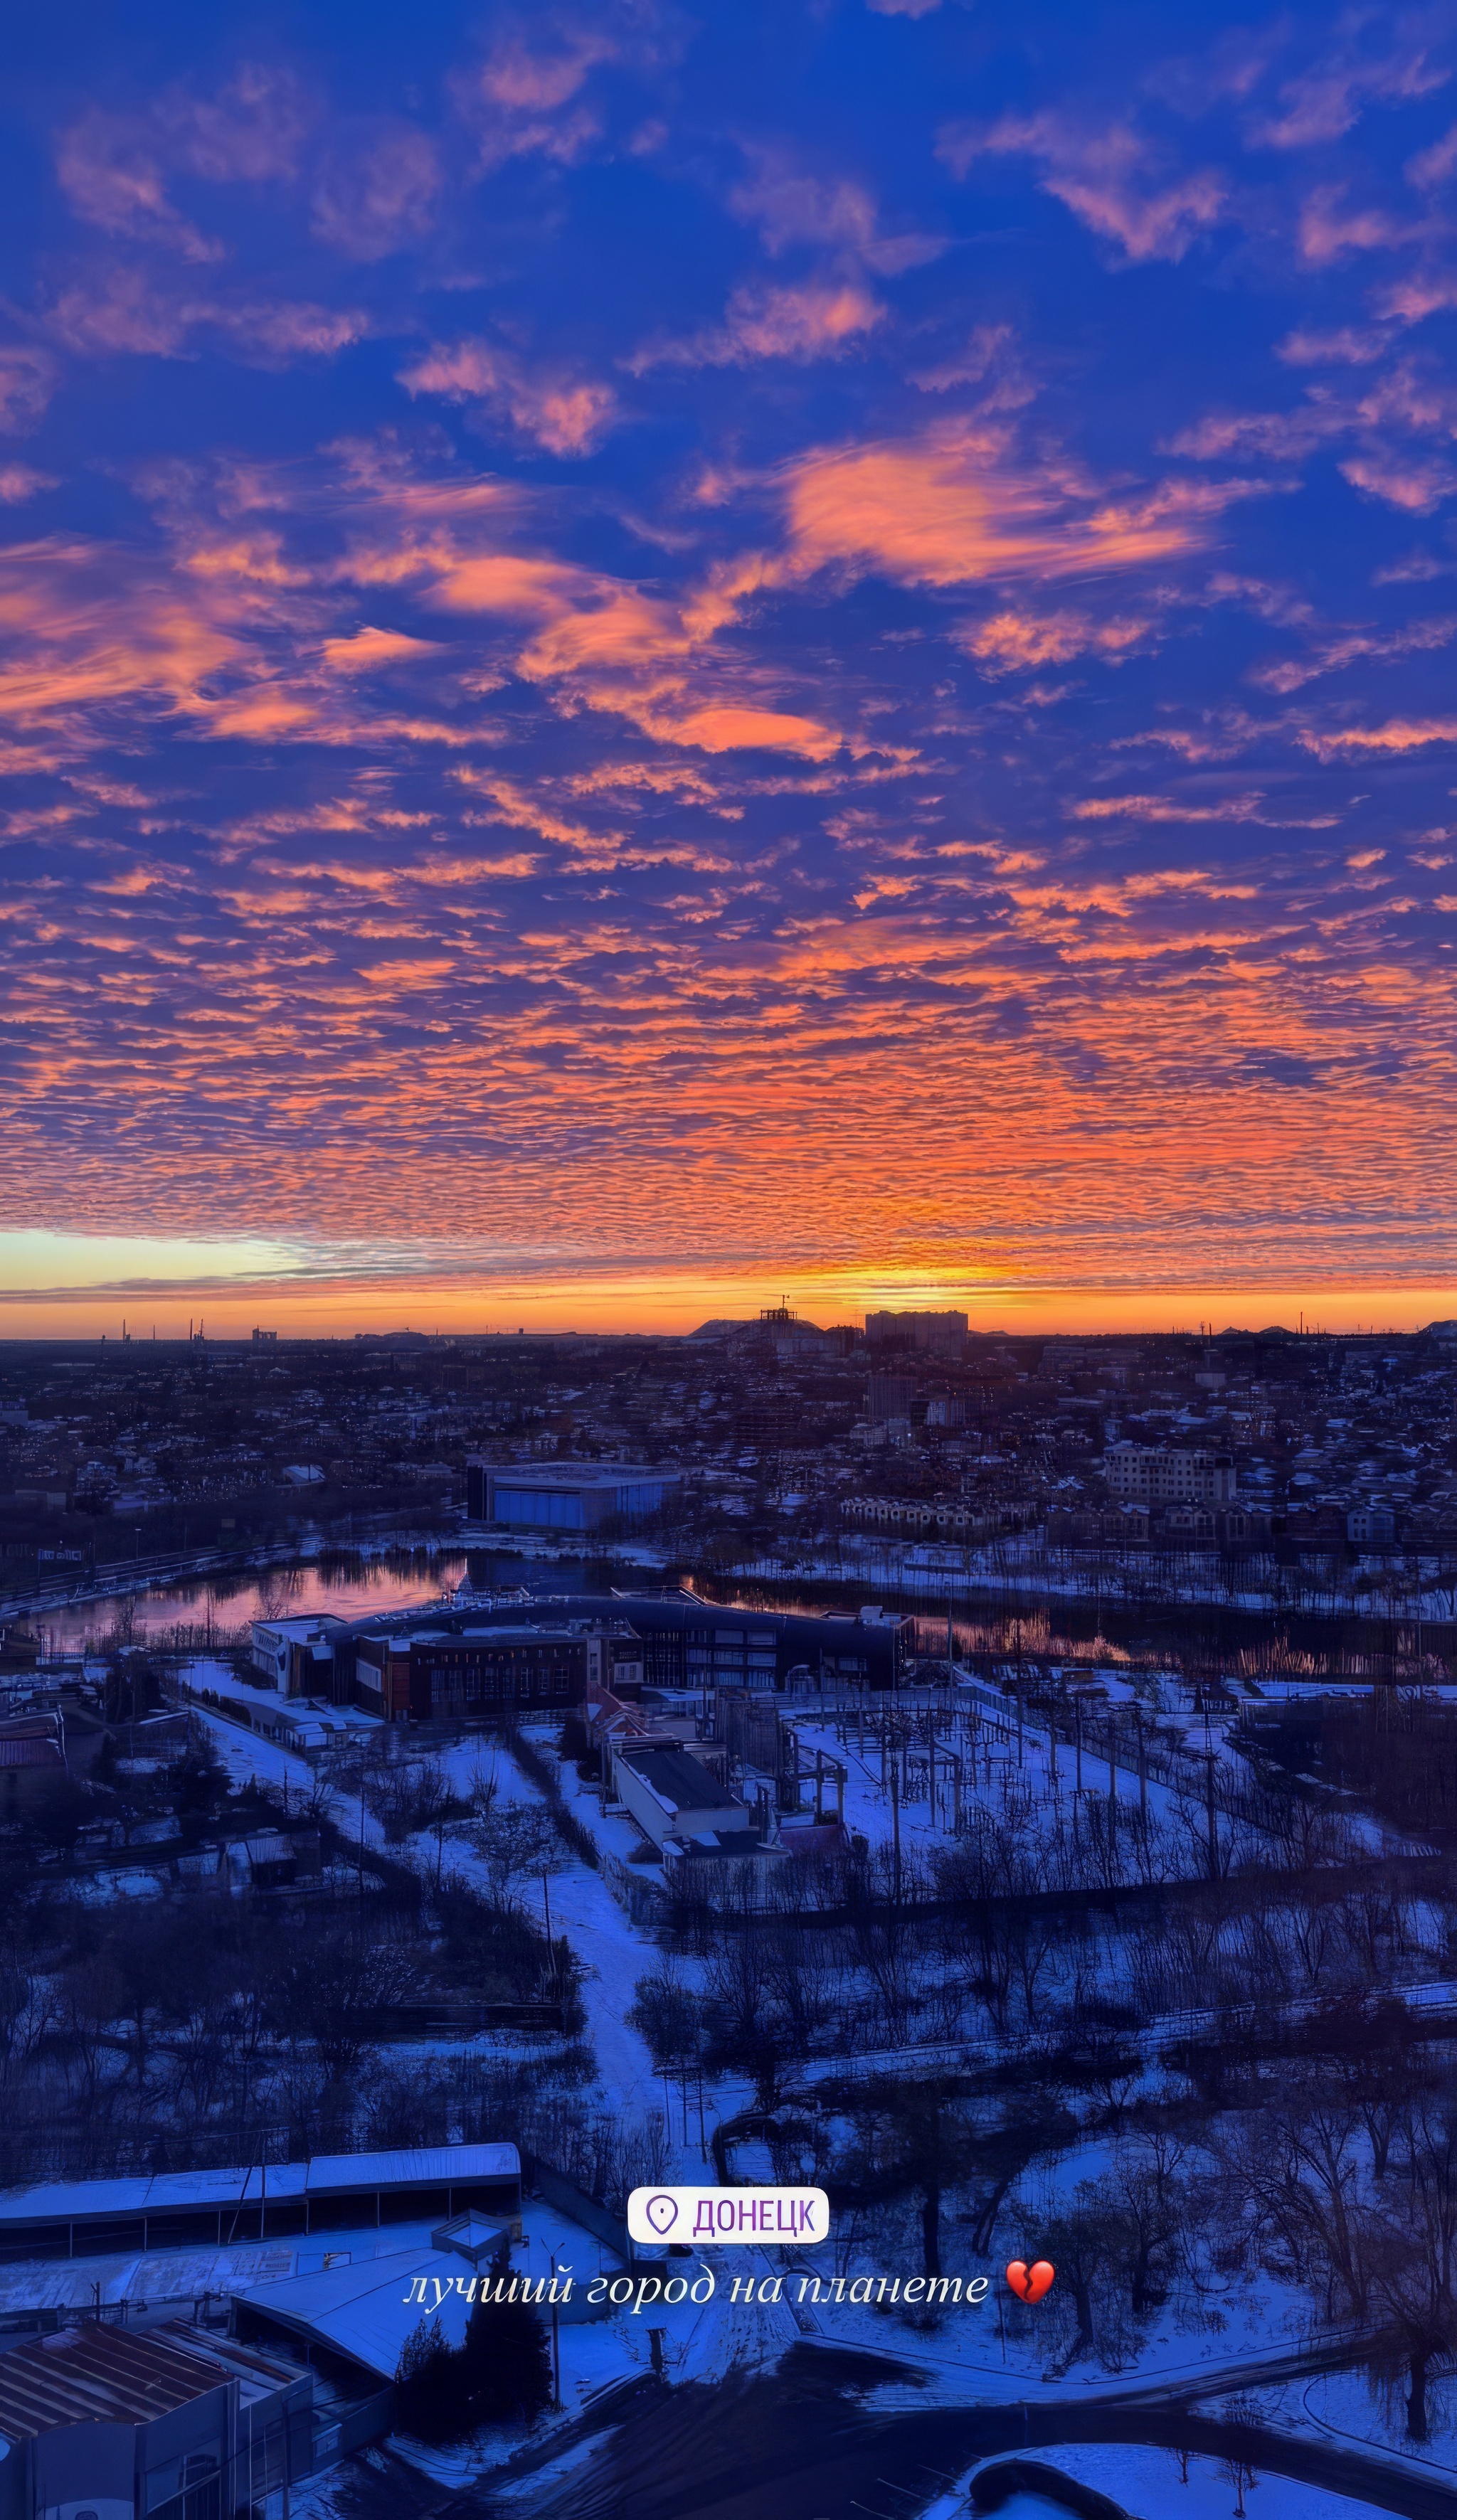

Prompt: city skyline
[{"left": 4, "top": 0, "right": 1457, "bottom": 1334}]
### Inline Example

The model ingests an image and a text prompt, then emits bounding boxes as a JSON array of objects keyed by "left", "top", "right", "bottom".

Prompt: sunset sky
[{"left": 3, "top": 0, "right": 1457, "bottom": 1337}]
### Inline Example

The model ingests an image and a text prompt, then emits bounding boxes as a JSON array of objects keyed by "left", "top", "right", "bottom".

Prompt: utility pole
[{"left": 889, "top": 1750, "right": 901, "bottom": 1905}]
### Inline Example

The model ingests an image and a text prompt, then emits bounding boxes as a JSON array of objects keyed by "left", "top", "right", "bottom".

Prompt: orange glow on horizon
[{"left": 1, "top": 1271, "right": 1453, "bottom": 1342}]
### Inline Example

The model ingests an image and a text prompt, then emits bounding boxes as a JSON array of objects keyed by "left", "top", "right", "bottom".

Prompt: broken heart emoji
[
  {"left": 1006, "top": 2258, "right": 1055, "bottom": 2304},
  {"left": 644, "top": 2194, "right": 679, "bottom": 2235}
]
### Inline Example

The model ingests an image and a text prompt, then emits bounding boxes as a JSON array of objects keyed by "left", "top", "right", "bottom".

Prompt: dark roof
[
  {"left": 0, "top": 2323, "right": 228, "bottom": 2435},
  {"left": 617, "top": 1747, "right": 740, "bottom": 1811},
  {"left": 337, "top": 1590, "right": 910, "bottom": 1652}
]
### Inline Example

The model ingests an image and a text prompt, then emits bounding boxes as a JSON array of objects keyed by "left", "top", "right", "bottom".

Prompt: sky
[{"left": 3, "top": 0, "right": 1457, "bottom": 1337}]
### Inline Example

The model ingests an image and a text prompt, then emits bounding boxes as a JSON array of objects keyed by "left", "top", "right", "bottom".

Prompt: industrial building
[
  {"left": 612, "top": 1743, "right": 753, "bottom": 1851},
  {"left": 0, "top": 2320, "right": 311, "bottom": 2520},
  {"left": 465, "top": 1462, "right": 679, "bottom": 1530}
]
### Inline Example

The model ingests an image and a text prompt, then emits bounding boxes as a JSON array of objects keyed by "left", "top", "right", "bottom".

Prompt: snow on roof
[
  {"left": 237, "top": 2243, "right": 472, "bottom": 2381},
  {"left": 0, "top": 2143, "right": 521, "bottom": 2227}
]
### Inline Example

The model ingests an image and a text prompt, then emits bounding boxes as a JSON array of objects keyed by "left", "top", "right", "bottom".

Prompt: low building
[
  {"left": 0, "top": 1711, "right": 65, "bottom": 1811},
  {"left": 613, "top": 1744, "right": 752, "bottom": 1850},
  {"left": 0, "top": 2319, "right": 311, "bottom": 2520},
  {"left": 0, "top": 2144, "right": 523, "bottom": 2265},
  {"left": 465, "top": 1462, "right": 679, "bottom": 1531},
  {"left": 842, "top": 1496, "right": 979, "bottom": 1536}
]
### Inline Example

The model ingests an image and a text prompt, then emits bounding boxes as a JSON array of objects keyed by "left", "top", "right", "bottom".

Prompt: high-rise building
[{"left": 865, "top": 1309, "right": 968, "bottom": 1354}]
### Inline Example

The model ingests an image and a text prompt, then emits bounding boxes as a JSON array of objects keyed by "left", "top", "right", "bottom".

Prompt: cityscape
[
  {"left": 3, "top": 1309, "right": 1457, "bottom": 2520},
  {"left": 4, "top": 0, "right": 1457, "bottom": 2515}
]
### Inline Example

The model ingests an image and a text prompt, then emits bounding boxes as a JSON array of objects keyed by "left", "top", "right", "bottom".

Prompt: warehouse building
[
  {"left": 0, "top": 2144, "right": 522, "bottom": 2265},
  {"left": 465, "top": 1462, "right": 679, "bottom": 1529},
  {"left": 0, "top": 2320, "right": 312, "bottom": 2520}
]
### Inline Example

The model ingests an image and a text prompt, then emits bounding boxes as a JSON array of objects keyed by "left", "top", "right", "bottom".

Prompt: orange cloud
[
  {"left": 776, "top": 422, "right": 1254, "bottom": 585},
  {"left": 637, "top": 701, "right": 839, "bottom": 758},
  {"left": 320, "top": 625, "right": 443, "bottom": 671}
]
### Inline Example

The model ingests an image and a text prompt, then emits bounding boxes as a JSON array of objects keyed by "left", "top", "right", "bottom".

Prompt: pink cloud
[
  {"left": 1070, "top": 793, "right": 1278, "bottom": 825},
  {"left": 1372, "top": 267, "right": 1457, "bottom": 324},
  {"left": 1250, "top": 615, "right": 1457, "bottom": 692},
  {"left": 218, "top": 302, "right": 370, "bottom": 361},
  {"left": 1170, "top": 400, "right": 1348, "bottom": 460},
  {"left": 911, "top": 321, "right": 1036, "bottom": 406},
  {"left": 48, "top": 267, "right": 191, "bottom": 357},
  {"left": 0, "top": 347, "right": 57, "bottom": 435},
  {"left": 1277, "top": 326, "right": 1392, "bottom": 366},
  {"left": 159, "top": 65, "right": 312, "bottom": 184},
  {"left": 628, "top": 281, "right": 884, "bottom": 373},
  {"left": 401, "top": 337, "right": 618, "bottom": 455},
  {"left": 1339, "top": 449, "right": 1457, "bottom": 511},
  {"left": 45, "top": 270, "right": 367, "bottom": 366},
  {"left": 941, "top": 113, "right": 1226, "bottom": 263},
  {"left": 56, "top": 110, "right": 221, "bottom": 263},
  {"left": 1252, "top": 43, "right": 1448, "bottom": 150},
  {"left": 1407, "top": 123, "right": 1457, "bottom": 191},
  {"left": 310, "top": 127, "right": 440, "bottom": 260},
  {"left": 1298, "top": 186, "right": 1416, "bottom": 266},
  {"left": 0, "top": 465, "right": 55, "bottom": 502},
  {"left": 459, "top": 29, "right": 618, "bottom": 171},
  {"left": 727, "top": 145, "right": 944, "bottom": 273}
]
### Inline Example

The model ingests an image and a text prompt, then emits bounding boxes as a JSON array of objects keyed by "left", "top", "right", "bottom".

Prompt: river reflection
[{"left": 36, "top": 1549, "right": 609, "bottom": 1650}]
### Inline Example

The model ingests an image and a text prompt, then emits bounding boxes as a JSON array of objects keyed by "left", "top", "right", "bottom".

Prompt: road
[{"left": 327, "top": 2344, "right": 1457, "bottom": 2520}]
